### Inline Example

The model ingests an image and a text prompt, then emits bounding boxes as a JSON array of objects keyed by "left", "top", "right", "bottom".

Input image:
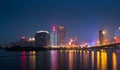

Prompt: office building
[
  {"left": 99, "top": 30, "right": 106, "bottom": 45},
  {"left": 35, "top": 30, "right": 50, "bottom": 48},
  {"left": 50, "top": 25, "right": 58, "bottom": 47},
  {"left": 58, "top": 25, "right": 66, "bottom": 46}
]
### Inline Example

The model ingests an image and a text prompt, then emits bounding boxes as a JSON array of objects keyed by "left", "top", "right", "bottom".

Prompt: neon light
[
  {"left": 36, "top": 30, "right": 49, "bottom": 34},
  {"left": 52, "top": 25, "right": 57, "bottom": 31},
  {"left": 21, "top": 36, "right": 26, "bottom": 40}
]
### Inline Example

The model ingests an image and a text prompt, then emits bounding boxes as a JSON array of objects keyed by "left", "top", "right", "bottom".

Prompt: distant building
[
  {"left": 99, "top": 30, "right": 105, "bottom": 45},
  {"left": 114, "top": 27, "right": 120, "bottom": 43},
  {"left": 58, "top": 25, "right": 66, "bottom": 46},
  {"left": 50, "top": 25, "right": 58, "bottom": 47},
  {"left": 114, "top": 37, "right": 120, "bottom": 43},
  {"left": 19, "top": 36, "right": 29, "bottom": 47},
  {"left": 28, "top": 37, "right": 35, "bottom": 47},
  {"left": 35, "top": 30, "right": 50, "bottom": 48}
]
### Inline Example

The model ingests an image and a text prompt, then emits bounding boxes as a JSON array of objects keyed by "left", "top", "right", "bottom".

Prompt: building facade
[
  {"left": 35, "top": 30, "right": 50, "bottom": 48},
  {"left": 58, "top": 25, "right": 66, "bottom": 46},
  {"left": 99, "top": 30, "right": 105, "bottom": 45},
  {"left": 50, "top": 25, "right": 58, "bottom": 47}
]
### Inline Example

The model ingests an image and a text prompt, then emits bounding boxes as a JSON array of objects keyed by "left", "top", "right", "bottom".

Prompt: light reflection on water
[
  {"left": 0, "top": 49, "right": 120, "bottom": 70},
  {"left": 97, "top": 51, "right": 100, "bottom": 70},
  {"left": 29, "top": 51, "right": 36, "bottom": 70},
  {"left": 68, "top": 50, "right": 74, "bottom": 70},
  {"left": 21, "top": 51, "right": 27, "bottom": 70},
  {"left": 112, "top": 52, "right": 117, "bottom": 70},
  {"left": 91, "top": 51, "right": 94, "bottom": 70},
  {"left": 101, "top": 52, "right": 107, "bottom": 70},
  {"left": 51, "top": 51, "right": 58, "bottom": 70}
]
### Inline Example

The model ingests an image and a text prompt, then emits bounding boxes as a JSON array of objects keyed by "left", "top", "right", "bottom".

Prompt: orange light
[
  {"left": 97, "top": 40, "right": 100, "bottom": 45},
  {"left": 97, "top": 41, "right": 100, "bottom": 43},
  {"left": 28, "top": 38, "right": 35, "bottom": 42}
]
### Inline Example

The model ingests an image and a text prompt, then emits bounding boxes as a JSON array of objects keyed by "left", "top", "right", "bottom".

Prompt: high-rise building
[
  {"left": 58, "top": 25, "right": 66, "bottom": 46},
  {"left": 35, "top": 30, "right": 50, "bottom": 48},
  {"left": 99, "top": 30, "right": 106, "bottom": 45},
  {"left": 50, "top": 25, "right": 58, "bottom": 47}
]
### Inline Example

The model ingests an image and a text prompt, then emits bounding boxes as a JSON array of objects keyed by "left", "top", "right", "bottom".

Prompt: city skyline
[
  {"left": 1, "top": 1, "right": 120, "bottom": 70},
  {"left": 0, "top": 0, "right": 120, "bottom": 44}
]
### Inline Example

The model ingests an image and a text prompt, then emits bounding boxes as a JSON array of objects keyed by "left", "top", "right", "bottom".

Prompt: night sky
[{"left": 0, "top": 0, "right": 120, "bottom": 44}]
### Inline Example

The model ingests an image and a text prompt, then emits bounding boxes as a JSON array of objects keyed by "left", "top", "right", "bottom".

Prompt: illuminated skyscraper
[
  {"left": 50, "top": 25, "right": 58, "bottom": 47},
  {"left": 35, "top": 30, "right": 50, "bottom": 48},
  {"left": 99, "top": 30, "right": 105, "bottom": 45},
  {"left": 58, "top": 25, "right": 66, "bottom": 46}
]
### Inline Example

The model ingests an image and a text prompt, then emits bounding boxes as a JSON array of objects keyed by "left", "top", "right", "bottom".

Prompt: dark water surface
[{"left": 0, "top": 49, "right": 120, "bottom": 70}]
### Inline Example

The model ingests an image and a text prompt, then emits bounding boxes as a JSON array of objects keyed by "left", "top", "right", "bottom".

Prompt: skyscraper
[
  {"left": 50, "top": 25, "right": 58, "bottom": 47},
  {"left": 99, "top": 30, "right": 105, "bottom": 45},
  {"left": 35, "top": 30, "right": 50, "bottom": 48},
  {"left": 58, "top": 25, "right": 66, "bottom": 46}
]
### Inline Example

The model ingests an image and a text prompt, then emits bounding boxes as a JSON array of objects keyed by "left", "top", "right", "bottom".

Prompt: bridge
[
  {"left": 77, "top": 43, "right": 120, "bottom": 53},
  {"left": 51, "top": 43, "right": 120, "bottom": 51},
  {"left": 82, "top": 43, "right": 120, "bottom": 49}
]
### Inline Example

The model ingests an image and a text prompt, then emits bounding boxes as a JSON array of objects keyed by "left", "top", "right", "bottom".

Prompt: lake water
[{"left": 0, "top": 49, "right": 120, "bottom": 70}]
